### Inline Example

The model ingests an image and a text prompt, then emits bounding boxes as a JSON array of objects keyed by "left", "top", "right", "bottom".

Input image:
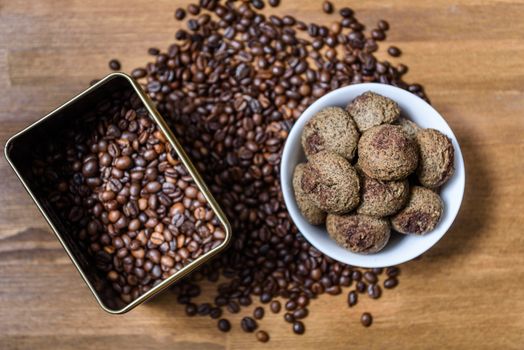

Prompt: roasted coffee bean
[
  {"left": 386, "top": 266, "right": 400, "bottom": 277},
  {"left": 108, "top": 59, "right": 121, "bottom": 71},
  {"left": 227, "top": 301, "right": 240, "bottom": 314},
  {"left": 241, "top": 317, "right": 258, "bottom": 333},
  {"left": 284, "top": 312, "right": 295, "bottom": 323},
  {"left": 218, "top": 319, "right": 231, "bottom": 332},
  {"left": 293, "top": 321, "right": 305, "bottom": 335},
  {"left": 175, "top": 8, "right": 186, "bottom": 20},
  {"left": 388, "top": 46, "right": 402, "bottom": 57},
  {"left": 348, "top": 291, "right": 358, "bottom": 307},
  {"left": 256, "top": 330, "right": 270, "bottom": 343},
  {"left": 378, "top": 19, "right": 390, "bottom": 31},
  {"left": 384, "top": 277, "right": 398, "bottom": 289},
  {"left": 361, "top": 312, "right": 373, "bottom": 327},
  {"left": 253, "top": 306, "right": 264, "bottom": 320},
  {"left": 268, "top": 0, "right": 280, "bottom": 7},
  {"left": 270, "top": 300, "right": 281, "bottom": 313},
  {"left": 367, "top": 284, "right": 381, "bottom": 299},
  {"left": 357, "top": 281, "right": 366, "bottom": 293},
  {"left": 210, "top": 307, "right": 222, "bottom": 319},
  {"left": 185, "top": 303, "right": 197, "bottom": 316},
  {"left": 293, "top": 308, "right": 308, "bottom": 319},
  {"left": 285, "top": 300, "right": 297, "bottom": 311},
  {"left": 322, "top": 1, "right": 334, "bottom": 14},
  {"left": 364, "top": 271, "right": 377, "bottom": 284}
]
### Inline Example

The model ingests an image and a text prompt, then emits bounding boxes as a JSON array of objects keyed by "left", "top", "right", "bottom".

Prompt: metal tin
[{"left": 4, "top": 72, "right": 232, "bottom": 314}]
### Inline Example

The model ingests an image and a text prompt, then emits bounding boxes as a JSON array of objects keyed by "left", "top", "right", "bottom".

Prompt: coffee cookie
[
  {"left": 416, "top": 128, "right": 455, "bottom": 188},
  {"left": 356, "top": 172, "right": 409, "bottom": 217},
  {"left": 301, "top": 151, "right": 360, "bottom": 214},
  {"left": 390, "top": 186, "right": 443, "bottom": 235},
  {"left": 346, "top": 91, "right": 400, "bottom": 132},
  {"left": 301, "top": 106, "right": 360, "bottom": 160},
  {"left": 326, "top": 214, "right": 391, "bottom": 254},
  {"left": 293, "top": 163, "right": 326, "bottom": 225},
  {"left": 358, "top": 124, "right": 418, "bottom": 181}
]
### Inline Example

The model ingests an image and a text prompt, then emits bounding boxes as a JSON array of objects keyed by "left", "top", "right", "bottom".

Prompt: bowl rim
[{"left": 280, "top": 83, "right": 465, "bottom": 268}]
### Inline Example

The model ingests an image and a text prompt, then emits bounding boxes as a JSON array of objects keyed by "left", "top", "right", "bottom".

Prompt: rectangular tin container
[{"left": 4, "top": 72, "right": 232, "bottom": 314}]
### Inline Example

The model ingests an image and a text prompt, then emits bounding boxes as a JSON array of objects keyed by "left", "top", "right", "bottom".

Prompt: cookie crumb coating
[
  {"left": 300, "top": 151, "right": 360, "bottom": 214},
  {"left": 346, "top": 91, "right": 400, "bottom": 132},
  {"left": 301, "top": 106, "right": 360, "bottom": 161},
  {"left": 292, "top": 163, "right": 327, "bottom": 225},
  {"left": 390, "top": 186, "right": 443, "bottom": 235},
  {"left": 356, "top": 173, "right": 409, "bottom": 217},
  {"left": 416, "top": 128, "right": 455, "bottom": 188},
  {"left": 358, "top": 124, "right": 418, "bottom": 181},
  {"left": 327, "top": 214, "right": 391, "bottom": 254}
]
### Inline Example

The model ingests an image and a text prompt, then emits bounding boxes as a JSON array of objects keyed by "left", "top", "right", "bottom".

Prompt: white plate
[{"left": 281, "top": 83, "right": 465, "bottom": 268}]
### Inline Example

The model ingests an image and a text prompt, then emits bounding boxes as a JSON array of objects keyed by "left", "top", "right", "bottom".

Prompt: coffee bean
[
  {"left": 268, "top": 0, "right": 280, "bottom": 7},
  {"left": 293, "top": 308, "right": 308, "bottom": 319},
  {"left": 185, "top": 303, "right": 197, "bottom": 316},
  {"left": 253, "top": 306, "right": 264, "bottom": 320},
  {"left": 270, "top": 300, "right": 281, "bottom": 313},
  {"left": 108, "top": 59, "right": 121, "bottom": 71},
  {"left": 293, "top": 321, "right": 305, "bottom": 335},
  {"left": 388, "top": 46, "right": 402, "bottom": 57},
  {"left": 285, "top": 300, "right": 297, "bottom": 311},
  {"left": 218, "top": 319, "right": 231, "bottom": 332},
  {"left": 364, "top": 271, "right": 377, "bottom": 284},
  {"left": 384, "top": 277, "right": 398, "bottom": 289},
  {"left": 347, "top": 291, "right": 358, "bottom": 307},
  {"left": 356, "top": 281, "right": 366, "bottom": 293},
  {"left": 378, "top": 19, "right": 389, "bottom": 31},
  {"left": 386, "top": 267, "right": 400, "bottom": 277},
  {"left": 227, "top": 301, "right": 240, "bottom": 314},
  {"left": 256, "top": 330, "right": 270, "bottom": 343},
  {"left": 175, "top": 8, "right": 186, "bottom": 20},
  {"left": 241, "top": 317, "right": 258, "bottom": 333},
  {"left": 367, "top": 284, "right": 381, "bottom": 299},
  {"left": 210, "top": 307, "right": 222, "bottom": 319},
  {"left": 361, "top": 313, "right": 373, "bottom": 327},
  {"left": 284, "top": 312, "right": 295, "bottom": 323},
  {"left": 322, "top": 1, "right": 333, "bottom": 14}
]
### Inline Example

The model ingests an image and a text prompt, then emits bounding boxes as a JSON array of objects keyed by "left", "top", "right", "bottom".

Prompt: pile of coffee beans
[
  {"left": 109, "top": 0, "right": 424, "bottom": 340},
  {"left": 31, "top": 88, "right": 226, "bottom": 303}
]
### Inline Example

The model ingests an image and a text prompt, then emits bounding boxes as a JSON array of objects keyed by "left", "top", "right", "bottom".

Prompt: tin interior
[{"left": 5, "top": 73, "right": 232, "bottom": 313}]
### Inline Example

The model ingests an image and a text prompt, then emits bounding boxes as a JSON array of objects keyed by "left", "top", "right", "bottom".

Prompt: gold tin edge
[{"left": 4, "top": 72, "right": 232, "bottom": 315}]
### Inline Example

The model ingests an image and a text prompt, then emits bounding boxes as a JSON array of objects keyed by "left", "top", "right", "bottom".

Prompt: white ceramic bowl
[{"left": 281, "top": 83, "right": 465, "bottom": 268}]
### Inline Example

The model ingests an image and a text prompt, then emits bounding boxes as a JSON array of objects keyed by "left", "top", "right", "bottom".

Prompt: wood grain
[{"left": 1, "top": 0, "right": 524, "bottom": 349}]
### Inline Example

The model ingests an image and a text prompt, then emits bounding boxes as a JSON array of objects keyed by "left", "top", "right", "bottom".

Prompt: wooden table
[{"left": 1, "top": 0, "right": 523, "bottom": 349}]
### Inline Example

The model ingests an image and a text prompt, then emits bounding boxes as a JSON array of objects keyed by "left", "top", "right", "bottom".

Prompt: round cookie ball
[
  {"left": 356, "top": 173, "right": 409, "bottom": 217},
  {"left": 396, "top": 117, "right": 421, "bottom": 139},
  {"left": 293, "top": 163, "right": 326, "bottom": 225},
  {"left": 416, "top": 128, "right": 455, "bottom": 188},
  {"left": 301, "top": 106, "right": 359, "bottom": 160},
  {"left": 358, "top": 124, "right": 418, "bottom": 181},
  {"left": 300, "top": 151, "right": 360, "bottom": 214},
  {"left": 326, "top": 214, "right": 391, "bottom": 254},
  {"left": 390, "top": 186, "right": 443, "bottom": 235},
  {"left": 346, "top": 91, "right": 400, "bottom": 132}
]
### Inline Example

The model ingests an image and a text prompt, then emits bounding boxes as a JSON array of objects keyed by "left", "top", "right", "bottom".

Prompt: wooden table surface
[{"left": 1, "top": 0, "right": 523, "bottom": 349}]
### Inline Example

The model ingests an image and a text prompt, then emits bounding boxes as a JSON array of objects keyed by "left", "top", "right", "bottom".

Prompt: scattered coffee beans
[
  {"left": 293, "top": 321, "right": 305, "bottom": 335},
  {"left": 253, "top": 306, "right": 265, "bottom": 320},
  {"left": 32, "top": 88, "right": 226, "bottom": 303},
  {"left": 270, "top": 300, "right": 282, "bottom": 313},
  {"left": 106, "top": 0, "right": 431, "bottom": 340}
]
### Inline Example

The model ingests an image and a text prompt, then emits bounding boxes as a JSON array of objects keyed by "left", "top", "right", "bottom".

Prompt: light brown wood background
[{"left": 1, "top": 0, "right": 523, "bottom": 349}]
